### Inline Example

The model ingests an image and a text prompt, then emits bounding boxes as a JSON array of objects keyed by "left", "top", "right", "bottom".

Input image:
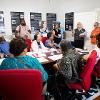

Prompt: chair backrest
[
  {"left": 25, "top": 39, "right": 32, "bottom": 52},
  {"left": 93, "top": 59, "right": 100, "bottom": 77},
  {"left": 0, "top": 69, "right": 44, "bottom": 100},
  {"left": 80, "top": 50, "right": 97, "bottom": 91},
  {"left": 41, "top": 36, "right": 47, "bottom": 45}
]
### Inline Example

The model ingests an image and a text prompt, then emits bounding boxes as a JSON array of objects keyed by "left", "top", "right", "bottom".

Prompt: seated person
[
  {"left": 0, "top": 38, "right": 48, "bottom": 82},
  {"left": 0, "top": 36, "right": 10, "bottom": 55},
  {"left": 45, "top": 32, "right": 56, "bottom": 48},
  {"left": 54, "top": 40, "right": 81, "bottom": 83},
  {"left": 31, "top": 34, "right": 47, "bottom": 52}
]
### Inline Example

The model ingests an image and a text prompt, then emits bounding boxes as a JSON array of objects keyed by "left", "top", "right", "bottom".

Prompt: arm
[
  {"left": 15, "top": 26, "right": 20, "bottom": 33},
  {"left": 26, "top": 25, "right": 31, "bottom": 34},
  {"left": 45, "top": 40, "right": 54, "bottom": 48}
]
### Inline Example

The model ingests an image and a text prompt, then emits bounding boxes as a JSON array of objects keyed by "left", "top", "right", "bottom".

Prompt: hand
[
  {"left": 53, "top": 63, "right": 59, "bottom": 71},
  {"left": 0, "top": 53, "right": 4, "bottom": 58}
]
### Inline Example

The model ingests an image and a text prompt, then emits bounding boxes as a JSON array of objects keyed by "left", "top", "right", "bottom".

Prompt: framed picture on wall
[
  {"left": 11, "top": 12, "right": 24, "bottom": 33},
  {"left": 30, "top": 12, "right": 42, "bottom": 32},
  {"left": 65, "top": 12, "right": 74, "bottom": 31},
  {"left": 0, "top": 11, "right": 5, "bottom": 33},
  {"left": 46, "top": 13, "right": 56, "bottom": 31}
]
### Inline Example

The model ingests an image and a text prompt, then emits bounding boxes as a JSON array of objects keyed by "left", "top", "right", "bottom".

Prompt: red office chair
[
  {"left": 0, "top": 69, "right": 44, "bottom": 100},
  {"left": 25, "top": 38, "right": 32, "bottom": 52},
  {"left": 42, "top": 36, "right": 47, "bottom": 45},
  {"left": 93, "top": 59, "right": 100, "bottom": 77},
  {"left": 92, "top": 59, "right": 100, "bottom": 86},
  {"left": 67, "top": 50, "right": 97, "bottom": 99}
]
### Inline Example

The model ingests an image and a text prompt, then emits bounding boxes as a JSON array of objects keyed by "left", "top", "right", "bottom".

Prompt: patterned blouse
[
  {"left": 0, "top": 55, "right": 48, "bottom": 82},
  {"left": 58, "top": 49, "right": 80, "bottom": 83}
]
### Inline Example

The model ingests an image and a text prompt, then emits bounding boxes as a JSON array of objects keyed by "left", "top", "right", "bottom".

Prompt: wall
[
  {"left": 0, "top": 0, "right": 100, "bottom": 35},
  {"left": 74, "top": 12, "right": 96, "bottom": 37},
  {"left": 54, "top": 0, "right": 100, "bottom": 37},
  {"left": 0, "top": 0, "right": 57, "bottom": 34}
]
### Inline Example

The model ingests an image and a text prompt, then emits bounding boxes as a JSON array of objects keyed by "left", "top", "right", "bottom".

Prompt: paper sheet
[
  {"left": 48, "top": 54, "right": 62, "bottom": 61},
  {"left": 37, "top": 57, "right": 48, "bottom": 63}
]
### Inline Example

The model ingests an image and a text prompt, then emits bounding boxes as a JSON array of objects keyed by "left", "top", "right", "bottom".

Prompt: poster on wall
[
  {"left": 65, "top": 12, "right": 74, "bottom": 31},
  {"left": 30, "top": 12, "right": 42, "bottom": 32},
  {"left": 46, "top": 13, "right": 56, "bottom": 31},
  {"left": 11, "top": 12, "right": 24, "bottom": 33},
  {"left": 0, "top": 11, "right": 5, "bottom": 33}
]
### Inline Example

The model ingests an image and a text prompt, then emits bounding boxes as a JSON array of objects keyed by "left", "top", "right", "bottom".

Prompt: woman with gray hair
[{"left": 54, "top": 39, "right": 81, "bottom": 83}]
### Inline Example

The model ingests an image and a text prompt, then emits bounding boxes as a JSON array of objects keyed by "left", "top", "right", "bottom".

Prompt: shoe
[
  {"left": 90, "top": 88, "right": 98, "bottom": 93},
  {"left": 85, "top": 92, "right": 94, "bottom": 99}
]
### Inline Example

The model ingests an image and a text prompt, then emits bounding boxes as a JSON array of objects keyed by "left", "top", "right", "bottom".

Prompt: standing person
[
  {"left": 90, "top": 22, "right": 100, "bottom": 49},
  {"left": 39, "top": 21, "right": 48, "bottom": 36},
  {"left": 74, "top": 22, "right": 86, "bottom": 49},
  {"left": 53, "top": 23, "right": 62, "bottom": 44},
  {"left": 15, "top": 20, "right": 31, "bottom": 39}
]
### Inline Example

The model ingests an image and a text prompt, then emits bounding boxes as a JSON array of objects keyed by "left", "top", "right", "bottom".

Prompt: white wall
[
  {"left": 0, "top": 0, "right": 57, "bottom": 34},
  {"left": 55, "top": 0, "right": 100, "bottom": 37},
  {"left": 0, "top": 0, "right": 100, "bottom": 35},
  {"left": 74, "top": 12, "right": 96, "bottom": 37}
]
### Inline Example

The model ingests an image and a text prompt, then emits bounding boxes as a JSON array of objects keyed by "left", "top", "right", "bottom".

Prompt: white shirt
[{"left": 31, "top": 40, "right": 46, "bottom": 52}]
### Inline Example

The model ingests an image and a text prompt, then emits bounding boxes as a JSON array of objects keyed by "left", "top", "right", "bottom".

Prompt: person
[
  {"left": 54, "top": 40, "right": 81, "bottom": 83},
  {"left": 39, "top": 21, "right": 48, "bottom": 35},
  {"left": 0, "top": 38, "right": 48, "bottom": 82},
  {"left": 47, "top": 40, "right": 81, "bottom": 100},
  {"left": 45, "top": 32, "right": 55, "bottom": 48},
  {"left": 74, "top": 22, "right": 86, "bottom": 49},
  {"left": 90, "top": 22, "right": 100, "bottom": 49},
  {"left": 0, "top": 36, "right": 10, "bottom": 55},
  {"left": 53, "top": 23, "right": 62, "bottom": 44},
  {"left": 31, "top": 34, "right": 47, "bottom": 52},
  {"left": 15, "top": 20, "right": 31, "bottom": 39}
]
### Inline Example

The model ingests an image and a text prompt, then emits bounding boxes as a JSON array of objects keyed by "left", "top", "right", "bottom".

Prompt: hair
[
  {"left": 53, "top": 22, "right": 60, "bottom": 29},
  {"left": 0, "top": 36, "right": 6, "bottom": 43},
  {"left": 77, "top": 22, "right": 83, "bottom": 28},
  {"left": 20, "top": 19, "right": 26, "bottom": 26},
  {"left": 60, "top": 40, "right": 73, "bottom": 53},
  {"left": 34, "top": 34, "right": 41, "bottom": 40},
  {"left": 94, "top": 22, "right": 99, "bottom": 26},
  {"left": 96, "top": 33, "right": 100, "bottom": 48},
  {"left": 47, "top": 32, "right": 52, "bottom": 39},
  {"left": 39, "top": 21, "right": 46, "bottom": 29},
  {"left": 9, "top": 38, "right": 27, "bottom": 56}
]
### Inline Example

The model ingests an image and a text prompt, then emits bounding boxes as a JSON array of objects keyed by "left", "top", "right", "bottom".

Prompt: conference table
[
  {"left": 27, "top": 48, "right": 62, "bottom": 65},
  {"left": 0, "top": 48, "right": 89, "bottom": 66}
]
